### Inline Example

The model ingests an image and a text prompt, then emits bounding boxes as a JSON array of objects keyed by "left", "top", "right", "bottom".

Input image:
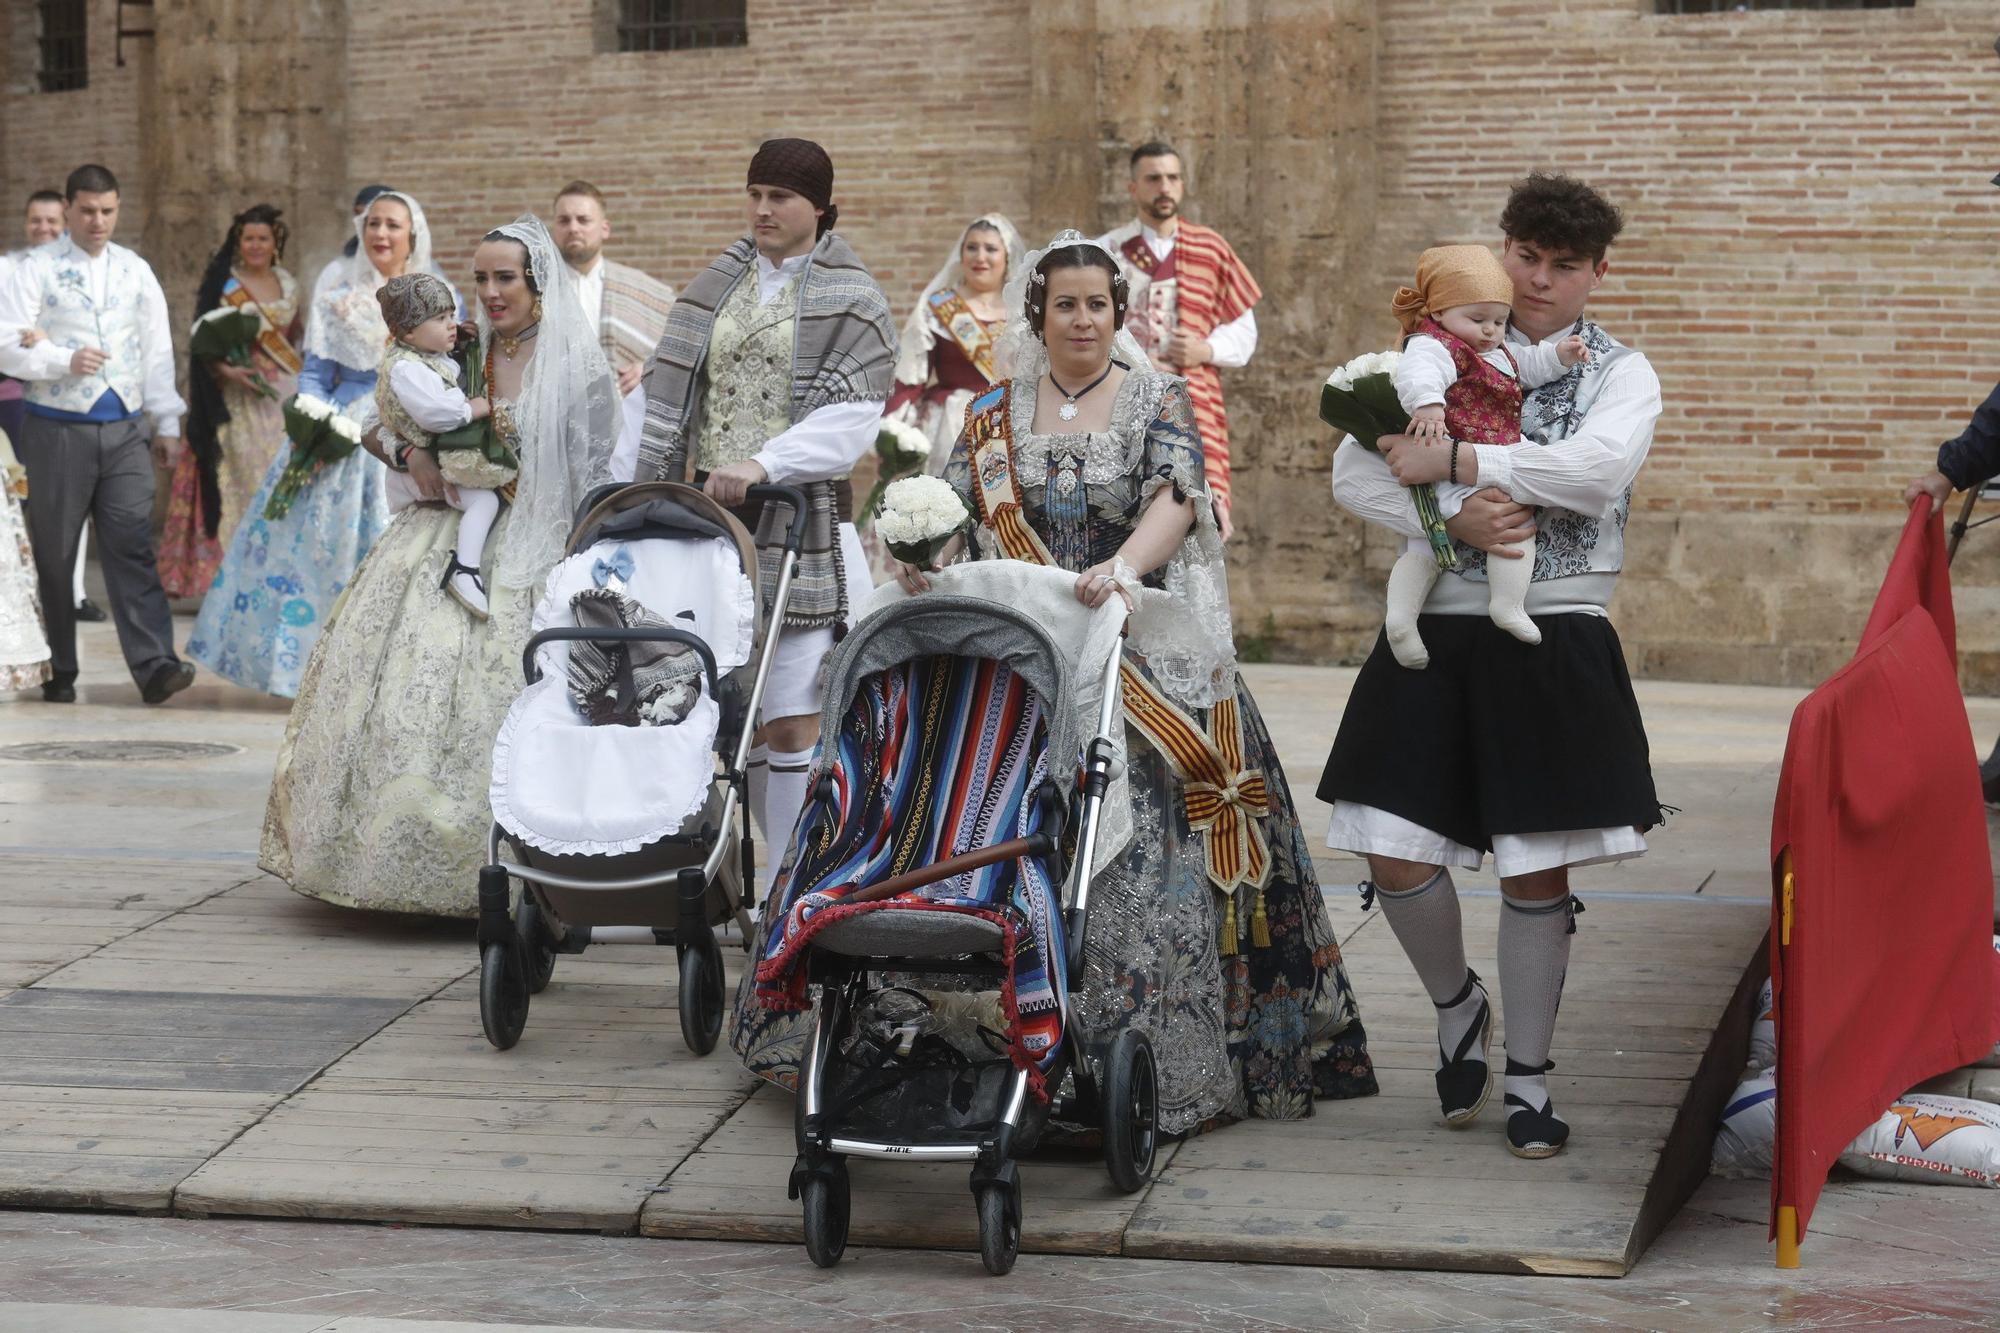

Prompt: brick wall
[{"left": 0, "top": 0, "right": 146, "bottom": 236}]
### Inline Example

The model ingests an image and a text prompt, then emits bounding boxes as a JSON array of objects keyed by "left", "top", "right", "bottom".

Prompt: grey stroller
[{"left": 476, "top": 481, "right": 806, "bottom": 1055}]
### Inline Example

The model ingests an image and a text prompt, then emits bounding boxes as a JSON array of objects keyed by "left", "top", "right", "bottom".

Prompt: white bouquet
[
  {"left": 1319, "top": 347, "right": 1455, "bottom": 571},
  {"left": 327, "top": 412, "right": 362, "bottom": 446},
  {"left": 860, "top": 414, "right": 935, "bottom": 529},
  {"left": 291, "top": 392, "right": 333, "bottom": 422},
  {"left": 876, "top": 474, "right": 970, "bottom": 568}
]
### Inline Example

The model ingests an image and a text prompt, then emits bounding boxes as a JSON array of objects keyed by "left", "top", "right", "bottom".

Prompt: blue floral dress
[{"left": 186, "top": 352, "right": 389, "bottom": 698}]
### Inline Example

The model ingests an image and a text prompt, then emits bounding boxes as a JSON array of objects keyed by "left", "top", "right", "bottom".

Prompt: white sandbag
[
  {"left": 1839, "top": 1093, "right": 2000, "bottom": 1187},
  {"left": 1747, "top": 977, "right": 1776, "bottom": 1074},
  {"left": 1711, "top": 1070, "right": 1777, "bottom": 1178}
]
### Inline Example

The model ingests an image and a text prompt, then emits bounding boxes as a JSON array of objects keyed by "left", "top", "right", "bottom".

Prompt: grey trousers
[{"left": 15, "top": 413, "right": 177, "bottom": 685}]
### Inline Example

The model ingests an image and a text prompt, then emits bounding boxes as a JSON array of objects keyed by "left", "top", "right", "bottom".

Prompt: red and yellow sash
[
  {"left": 928, "top": 288, "right": 998, "bottom": 382},
  {"left": 225, "top": 281, "right": 303, "bottom": 376},
  {"left": 962, "top": 384, "right": 1273, "bottom": 950}
]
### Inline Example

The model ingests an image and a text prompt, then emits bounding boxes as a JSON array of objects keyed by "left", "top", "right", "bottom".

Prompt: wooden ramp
[{"left": 639, "top": 893, "right": 1767, "bottom": 1275}]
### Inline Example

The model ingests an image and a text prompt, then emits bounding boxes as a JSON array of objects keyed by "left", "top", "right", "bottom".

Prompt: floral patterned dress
[
  {"left": 732, "top": 368, "right": 1376, "bottom": 1133},
  {"left": 158, "top": 269, "right": 302, "bottom": 599},
  {"left": 0, "top": 452, "right": 49, "bottom": 691}
]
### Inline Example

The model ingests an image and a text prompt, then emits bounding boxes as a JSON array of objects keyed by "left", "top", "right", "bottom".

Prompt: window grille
[
  {"left": 1654, "top": 0, "right": 1912, "bottom": 12},
  {"left": 617, "top": 0, "right": 747, "bottom": 52},
  {"left": 38, "top": 0, "right": 88, "bottom": 93}
]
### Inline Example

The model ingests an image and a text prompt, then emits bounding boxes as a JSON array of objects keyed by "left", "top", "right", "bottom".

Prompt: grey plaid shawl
[{"left": 638, "top": 233, "right": 895, "bottom": 628}]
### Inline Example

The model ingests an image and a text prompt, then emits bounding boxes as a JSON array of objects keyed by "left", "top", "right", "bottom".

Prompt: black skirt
[{"left": 1316, "top": 612, "right": 1662, "bottom": 853}]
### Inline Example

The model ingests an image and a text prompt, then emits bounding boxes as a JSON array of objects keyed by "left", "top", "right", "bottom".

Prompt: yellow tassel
[
  {"left": 1219, "top": 892, "right": 1239, "bottom": 956},
  {"left": 1251, "top": 887, "right": 1271, "bottom": 948}
]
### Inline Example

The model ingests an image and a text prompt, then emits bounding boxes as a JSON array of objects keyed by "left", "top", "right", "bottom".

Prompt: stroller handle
[
  {"left": 522, "top": 625, "right": 721, "bottom": 698},
  {"left": 744, "top": 483, "right": 811, "bottom": 554}
]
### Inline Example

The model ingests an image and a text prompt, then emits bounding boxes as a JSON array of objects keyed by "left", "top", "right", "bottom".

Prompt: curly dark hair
[
  {"left": 1025, "top": 244, "right": 1128, "bottom": 337},
  {"left": 1499, "top": 171, "right": 1625, "bottom": 263}
]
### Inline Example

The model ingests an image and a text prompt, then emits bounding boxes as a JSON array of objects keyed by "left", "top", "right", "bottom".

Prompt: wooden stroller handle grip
[{"left": 846, "top": 836, "right": 1046, "bottom": 904}]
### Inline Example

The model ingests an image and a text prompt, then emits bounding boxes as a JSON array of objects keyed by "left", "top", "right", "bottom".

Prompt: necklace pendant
[{"left": 1058, "top": 400, "right": 1079, "bottom": 422}]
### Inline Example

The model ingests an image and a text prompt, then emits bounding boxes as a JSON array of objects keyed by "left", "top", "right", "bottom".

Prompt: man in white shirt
[
  {"left": 1097, "top": 141, "right": 1262, "bottom": 539},
  {"left": 637, "top": 139, "right": 894, "bottom": 891},
  {"left": 0, "top": 165, "right": 194, "bottom": 705},
  {"left": 1318, "top": 173, "right": 1664, "bottom": 1162},
  {"left": 552, "top": 180, "right": 675, "bottom": 478}
]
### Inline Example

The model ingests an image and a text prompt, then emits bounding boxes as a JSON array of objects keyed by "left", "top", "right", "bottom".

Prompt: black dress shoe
[
  {"left": 75, "top": 598, "right": 108, "bottom": 623},
  {"left": 41, "top": 680, "right": 76, "bottom": 703},
  {"left": 141, "top": 660, "right": 196, "bottom": 705}
]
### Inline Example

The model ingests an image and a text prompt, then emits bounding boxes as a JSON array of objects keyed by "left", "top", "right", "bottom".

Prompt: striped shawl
[
  {"left": 638, "top": 234, "right": 895, "bottom": 627},
  {"left": 598, "top": 259, "right": 674, "bottom": 369}
]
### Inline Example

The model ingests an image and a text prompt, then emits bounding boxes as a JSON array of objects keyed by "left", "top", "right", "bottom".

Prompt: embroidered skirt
[{"left": 1317, "top": 611, "right": 1662, "bottom": 853}]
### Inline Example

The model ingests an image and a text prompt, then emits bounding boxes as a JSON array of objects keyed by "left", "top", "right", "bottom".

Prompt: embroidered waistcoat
[
  {"left": 374, "top": 343, "right": 460, "bottom": 451},
  {"left": 695, "top": 272, "right": 797, "bottom": 473},
  {"left": 1420, "top": 318, "right": 1521, "bottom": 446},
  {"left": 22, "top": 240, "right": 151, "bottom": 415}
]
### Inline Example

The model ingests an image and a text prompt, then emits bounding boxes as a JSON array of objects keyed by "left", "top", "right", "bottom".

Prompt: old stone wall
[{"left": 5, "top": 0, "right": 2000, "bottom": 688}]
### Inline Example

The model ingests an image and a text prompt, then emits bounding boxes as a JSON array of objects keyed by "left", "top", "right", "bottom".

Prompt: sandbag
[
  {"left": 1711, "top": 1070, "right": 1777, "bottom": 1178},
  {"left": 1838, "top": 1093, "right": 2000, "bottom": 1187}
]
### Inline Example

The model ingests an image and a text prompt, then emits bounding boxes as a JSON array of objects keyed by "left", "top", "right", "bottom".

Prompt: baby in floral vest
[
  {"left": 1384, "top": 245, "right": 1589, "bottom": 669},
  {"left": 374, "top": 273, "right": 512, "bottom": 619}
]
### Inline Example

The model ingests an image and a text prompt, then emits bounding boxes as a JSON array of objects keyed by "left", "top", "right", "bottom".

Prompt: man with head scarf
[{"left": 638, "top": 137, "right": 895, "bottom": 893}]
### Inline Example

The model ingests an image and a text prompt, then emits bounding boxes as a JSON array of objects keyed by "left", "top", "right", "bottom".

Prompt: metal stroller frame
[
  {"left": 476, "top": 481, "right": 808, "bottom": 1055},
  {"left": 783, "top": 593, "right": 1159, "bottom": 1276}
]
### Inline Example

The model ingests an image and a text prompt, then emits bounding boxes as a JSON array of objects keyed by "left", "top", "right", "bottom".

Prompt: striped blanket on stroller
[{"left": 753, "top": 653, "right": 1070, "bottom": 1093}]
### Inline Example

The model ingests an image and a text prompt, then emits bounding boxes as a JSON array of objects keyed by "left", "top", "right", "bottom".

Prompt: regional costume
[
  {"left": 1320, "top": 312, "right": 1667, "bottom": 1156},
  {"left": 636, "top": 138, "right": 895, "bottom": 889},
  {"left": 573, "top": 252, "right": 674, "bottom": 481},
  {"left": 885, "top": 214, "right": 1024, "bottom": 473},
  {"left": 1095, "top": 218, "right": 1260, "bottom": 516},
  {"left": 0, "top": 233, "right": 190, "bottom": 696},
  {"left": 264, "top": 215, "right": 617, "bottom": 915}
]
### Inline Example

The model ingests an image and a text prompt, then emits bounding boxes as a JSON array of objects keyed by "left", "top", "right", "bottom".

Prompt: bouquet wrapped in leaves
[
  {"left": 858, "top": 415, "right": 933, "bottom": 528},
  {"left": 189, "top": 307, "right": 277, "bottom": 401},
  {"left": 876, "top": 474, "right": 970, "bottom": 569},
  {"left": 264, "top": 392, "right": 363, "bottom": 521},
  {"left": 1319, "top": 349, "right": 1456, "bottom": 571},
  {"left": 432, "top": 343, "right": 517, "bottom": 471}
]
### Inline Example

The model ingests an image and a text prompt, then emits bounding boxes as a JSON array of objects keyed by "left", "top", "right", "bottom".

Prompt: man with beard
[
  {"left": 554, "top": 181, "right": 676, "bottom": 477},
  {"left": 1098, "top": 141, "right": 1261, "bottom": 539}
]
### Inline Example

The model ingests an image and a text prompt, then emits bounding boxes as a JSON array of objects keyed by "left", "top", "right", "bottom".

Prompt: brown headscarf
[
  {"left": 747, "top": 137, "right": 838, "bottom": 235},
  {"left": 377, "top": 272, "right": 456, "bottom": 337},
  {"left": 1391, "top": 245, "right": 1515, "bottom": 334}
]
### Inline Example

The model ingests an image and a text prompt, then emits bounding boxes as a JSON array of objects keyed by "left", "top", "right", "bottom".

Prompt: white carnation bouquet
[
  {"left": 1320, "top": 348, "right": 1456, "bottom": 570},
  {"left": 859, "top": 415, "right": 934, "bottom": 531},
  {"left": 266, "top": 393, "right": 367, "bottom": 520},
  {"left": 876, "top": 474, "right": 970, "bottom": 568}
]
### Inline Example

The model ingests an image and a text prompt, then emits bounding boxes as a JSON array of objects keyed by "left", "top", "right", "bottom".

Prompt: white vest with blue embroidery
[{"left": 18, "top": 238, "right": 153, "bottom": 416}]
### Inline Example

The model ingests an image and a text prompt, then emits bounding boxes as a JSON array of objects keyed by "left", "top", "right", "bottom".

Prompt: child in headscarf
[
  {"left": 1384, "top": 244, "right": 1589, "bottom": 670},
  {"left": 373, "top": 272, "right": 513, "bottom": 618}
]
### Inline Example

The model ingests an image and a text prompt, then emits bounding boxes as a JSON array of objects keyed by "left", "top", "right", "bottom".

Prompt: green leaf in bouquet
[
  {"left": 1350, "top": 373, "right": 1412, "bottom": 435},
  {"left": 188, "top": 308, "right": 263, "bottom": 363}
]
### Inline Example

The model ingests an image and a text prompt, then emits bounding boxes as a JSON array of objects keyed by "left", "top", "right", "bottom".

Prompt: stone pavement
[{"left": 2, "top": 619, "right": 1999, "bottom": 1328}]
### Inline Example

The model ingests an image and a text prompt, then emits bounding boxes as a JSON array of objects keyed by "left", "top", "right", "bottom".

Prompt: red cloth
[
  {"left": 1768, "top": 498, "right": 1998, "bottom": 1242},
  {"left": 1419, "top": 318, "right": 1523, "bottom": 446}
]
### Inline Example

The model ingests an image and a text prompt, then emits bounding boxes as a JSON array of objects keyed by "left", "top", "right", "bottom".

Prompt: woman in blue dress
[{"left": 188, "top": 191, "right": 453, "bottom": 697}]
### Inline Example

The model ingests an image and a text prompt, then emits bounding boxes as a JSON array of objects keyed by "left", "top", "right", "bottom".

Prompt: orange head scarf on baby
[{"left": 1391, "top": 245, "right": 1515, "bottom": 335}]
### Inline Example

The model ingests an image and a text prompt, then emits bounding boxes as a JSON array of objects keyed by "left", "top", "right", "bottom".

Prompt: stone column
[
  {"left": 141, "top": 0, "right": 350, "bottom": 327},
  {"left": 1028, "top": 0, "right": 1380, "bottom": 660}
]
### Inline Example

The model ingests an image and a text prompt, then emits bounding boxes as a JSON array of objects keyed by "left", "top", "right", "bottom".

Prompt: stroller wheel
[
  {"left": 1101, "top": 1030, "right": 1159, "bottom": 1193},
  {"left": 479, "top": 941, "right": 529, "bottom": 1050},
  {"left": 800, "top": 1164, "right": 850, "bottom": 1268},
  {"left": 677, "top": 936, "right": 725, "bottom": 1056},
  {"left": 517, "top": 897, "right": 558, "bottom": 995},
  {"left": 974, "top": 1180, "right": 1021, "bottom": 1277}
]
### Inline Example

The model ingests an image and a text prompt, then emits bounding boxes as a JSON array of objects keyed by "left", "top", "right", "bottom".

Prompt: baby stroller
[
  {"left": 476, "top": 480, "right": 808, "bottom": 1055},
  {"left": 752, "top": 563, "right": 1159, "bottom": 1276}
]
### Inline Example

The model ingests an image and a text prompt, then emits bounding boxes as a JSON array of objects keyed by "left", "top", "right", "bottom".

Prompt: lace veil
[
  {"left": 478, "top": 215, "right": 619, "bottom": 592},
  {"left": 303, "top": 191, "right": 446, "bottom": 371},
  {"left": 892, "top": 213, "right": 1026, "bottom": 386},
  {"left": 997, "top": 230, "right": 1238, "bottom": 710}
]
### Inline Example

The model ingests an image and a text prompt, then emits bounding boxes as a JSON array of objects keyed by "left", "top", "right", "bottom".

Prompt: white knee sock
[
  {"left": 1374, "top": 869, "right": 1483, "bottom": 1067},
  {"left": 1384, "top": 548, "right": 1442, "bottom": 669},
  {"left": 760, "top": 745, "right": 815, "bottom": 894},
  {"left": 1499, "top": 890, "right": 1573, "bottom": 1119},
  {"left": 453, "top": 489, "right": 500, "bottom": 570},
  {"left": 1486, "top": 535, "right": 1541, "bottom": 645}
]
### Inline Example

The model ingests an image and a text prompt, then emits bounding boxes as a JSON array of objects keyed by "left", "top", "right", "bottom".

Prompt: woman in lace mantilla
[{"left": 262, "top": 216, "right": 617, "bottom": 916}]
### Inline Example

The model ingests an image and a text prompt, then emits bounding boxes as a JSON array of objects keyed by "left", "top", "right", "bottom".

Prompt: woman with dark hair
[
  {"left": 749, "top": 231, "right": 1379, "bottom": 1131},
  {"left": 158, "top": 204, "right": 303, "bottom": 599},
  {"left": 188, "top": 190, "right": 449, "bottom": 697},
  {"left": 264, "top": 216, "right": 617, "bottom": 915}
]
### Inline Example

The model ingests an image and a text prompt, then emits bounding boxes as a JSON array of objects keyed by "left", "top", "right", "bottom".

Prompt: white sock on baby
[
  {"left": 1385, "top": 547, "right": 1443, "bottom": 669},
  {"left": 1486, "top": 534, "right": 1541, "bottom": 646},
  {"left": 445, "top": 488, "right": 499, "bottom": 617}
]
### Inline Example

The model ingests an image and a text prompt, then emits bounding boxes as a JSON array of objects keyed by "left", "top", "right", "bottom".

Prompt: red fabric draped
[{"left": 1768, "top": 498, "right": 1998, "bottom": 1246}]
